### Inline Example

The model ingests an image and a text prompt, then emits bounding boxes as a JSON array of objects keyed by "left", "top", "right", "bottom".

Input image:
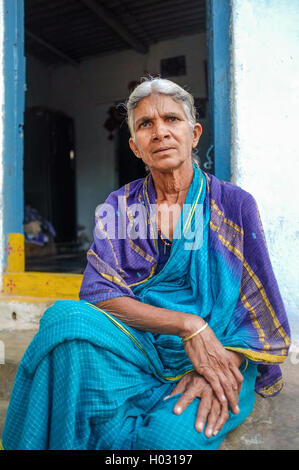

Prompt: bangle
[{"left": 181, "top": 322, "right": 208, "bottom": 344}]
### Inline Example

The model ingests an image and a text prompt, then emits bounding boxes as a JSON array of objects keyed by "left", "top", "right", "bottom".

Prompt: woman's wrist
[
  {"left": 226, "top": 349, "right": 244, "bottom": 367},
  {"left": 181, "top": 322, "right": 208, "bottom": 344},
  {"left": 180, "top": 314, "right": 207, "bottom": 339}
]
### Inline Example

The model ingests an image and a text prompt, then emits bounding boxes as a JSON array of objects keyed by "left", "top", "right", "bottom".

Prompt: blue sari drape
[{"left": 1, "top": 299, "right": 258, "bottom": 450}]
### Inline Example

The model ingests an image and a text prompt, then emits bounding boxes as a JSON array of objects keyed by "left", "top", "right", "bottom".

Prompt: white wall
[
  {"left": 48, "top": 33, "right": 208, "bottom": 243},
  {"left": 231, "top": 0, "right": 299, "bottom": 340}
]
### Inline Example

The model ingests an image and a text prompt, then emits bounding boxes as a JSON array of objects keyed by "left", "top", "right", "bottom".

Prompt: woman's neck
[{"left": 151, "top": 160, "right": 194, "bottom": 205}]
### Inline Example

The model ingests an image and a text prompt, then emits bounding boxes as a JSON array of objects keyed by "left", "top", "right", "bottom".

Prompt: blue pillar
[
  {"left": 206, "top": 0, "right": 232, "bottom": 181},
  {"left": 2, "top": 0, "right": 25, "bottom": 265}
]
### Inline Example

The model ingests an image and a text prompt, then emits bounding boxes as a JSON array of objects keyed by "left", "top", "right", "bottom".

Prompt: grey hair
[{"left": 126, "top": 77, "right": 200, "bottom": 170}]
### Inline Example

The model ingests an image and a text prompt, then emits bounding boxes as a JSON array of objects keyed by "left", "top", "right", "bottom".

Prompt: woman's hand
[
  {"left": 164, "top": 371, "right": 229, "bottom": 438},
  {"left": 182, "top": 318, "right": 244, "bottom": 415},
  {"left": 97, "top": 296, "right": 244, "bottom": 414}
]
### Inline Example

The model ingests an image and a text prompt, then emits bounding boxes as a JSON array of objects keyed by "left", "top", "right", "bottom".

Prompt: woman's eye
[
  {"left": 167, "top": 116, "right": 178, "bottom": 122},
  {"left": 140, "top": 121, "right": 150, "bottom": 128}
]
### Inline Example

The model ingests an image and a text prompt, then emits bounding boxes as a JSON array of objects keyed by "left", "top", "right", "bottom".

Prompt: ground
[{"left": 0, "top": 329, "right": 298, "bottom": 450}]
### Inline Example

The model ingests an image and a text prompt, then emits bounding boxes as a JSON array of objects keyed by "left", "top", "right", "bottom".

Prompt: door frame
[{"left": 206, "top": 0, "right": 232, "bottom": 182}]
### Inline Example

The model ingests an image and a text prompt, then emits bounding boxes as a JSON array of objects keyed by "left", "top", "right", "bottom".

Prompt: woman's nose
[{"left": 152, "top": 122, "right": 170, "bottom": 140}]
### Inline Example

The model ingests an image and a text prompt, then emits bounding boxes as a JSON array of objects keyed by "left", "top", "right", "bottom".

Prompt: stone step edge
[{"left": 0, "top": 295, "right": 56, "bottom": 330}]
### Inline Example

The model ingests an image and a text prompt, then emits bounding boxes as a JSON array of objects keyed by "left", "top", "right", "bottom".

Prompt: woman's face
[{"left": 129, "top": 94, "right": 202, "bottom": 173}]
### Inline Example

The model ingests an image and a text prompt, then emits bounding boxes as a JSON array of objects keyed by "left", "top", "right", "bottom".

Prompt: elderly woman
[{"left": 2, "top": 78, "right": 290, "bottom": 451}]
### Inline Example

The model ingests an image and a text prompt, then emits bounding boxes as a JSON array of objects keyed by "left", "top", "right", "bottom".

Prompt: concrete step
[
  {"left": 0, "top": 294, "right": 55, "bottom": 330},
  {"left": 0, "top": 329, "right": 37, "bottom": 438},
  {"left": 0, "top": 329, "right": 37, "bottom": 398}
]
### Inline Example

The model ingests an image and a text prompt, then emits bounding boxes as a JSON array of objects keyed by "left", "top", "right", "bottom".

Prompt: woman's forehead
[{"left": 134, "top": 93, "right": 185, "bottom": 117}]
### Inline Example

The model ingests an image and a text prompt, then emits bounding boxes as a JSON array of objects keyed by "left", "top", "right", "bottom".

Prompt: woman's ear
[
  {"left": 192, "top": 123, "right": 203, "bottom": 148},
  {"left": 129, "top": 137, "right": 141, "bottom": 159}
]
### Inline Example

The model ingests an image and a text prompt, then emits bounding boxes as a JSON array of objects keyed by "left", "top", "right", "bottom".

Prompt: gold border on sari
[{"left": 258, "top": 378, "right": 284, "bottom": 396}]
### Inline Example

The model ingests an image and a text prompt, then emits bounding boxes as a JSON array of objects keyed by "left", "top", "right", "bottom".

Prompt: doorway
[{"left": 24, "top": 0, "right": 212, "bottom": 274}]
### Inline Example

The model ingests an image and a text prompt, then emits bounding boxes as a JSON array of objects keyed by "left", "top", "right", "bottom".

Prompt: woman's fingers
[
  {"left": 163, "top": 372, "right": 202, "bottom": 415},
  {"left": 168, "top": 372, "right": 211, "bottom": 419},
  {"left": 195, "top": 359, "right": 240, "bottom": 415},
  {"left": 196, "top": 365, "right": 227, "bottom": 407},
  {"left": 197, "top": 398, "right": 230, "bottom": 438},
  {"left": 213, "top": 401, "right": 230, "bottom": 436},
  {"left": 194, "top": 392, "right": 212, "bottom": 433},
  {"left": 164, "top": 376, "right": 189, "bottom": 401},
  {"left": 229, "top": 363, "right": 244, "bottom": 394},
  {"left": 219, "top": 355, "right": 244, "bottom": 412},
  {"left": 184, "top": 333, "right": 237, "bottom": 410},
  {"left": 167, "top": 371, "right": 231, "bottom": 438},
  {"left": 204, "top": 399, "right": 221, "bottom": 438},
  {"left": 217, "top": 369, "right": 240, "bottom": 415},
  {"left": 173, "top": 389, "right": 196, "bottom": 415},
  {"left": 183, "top": 327, "right": 244, "bottom": 415}
]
